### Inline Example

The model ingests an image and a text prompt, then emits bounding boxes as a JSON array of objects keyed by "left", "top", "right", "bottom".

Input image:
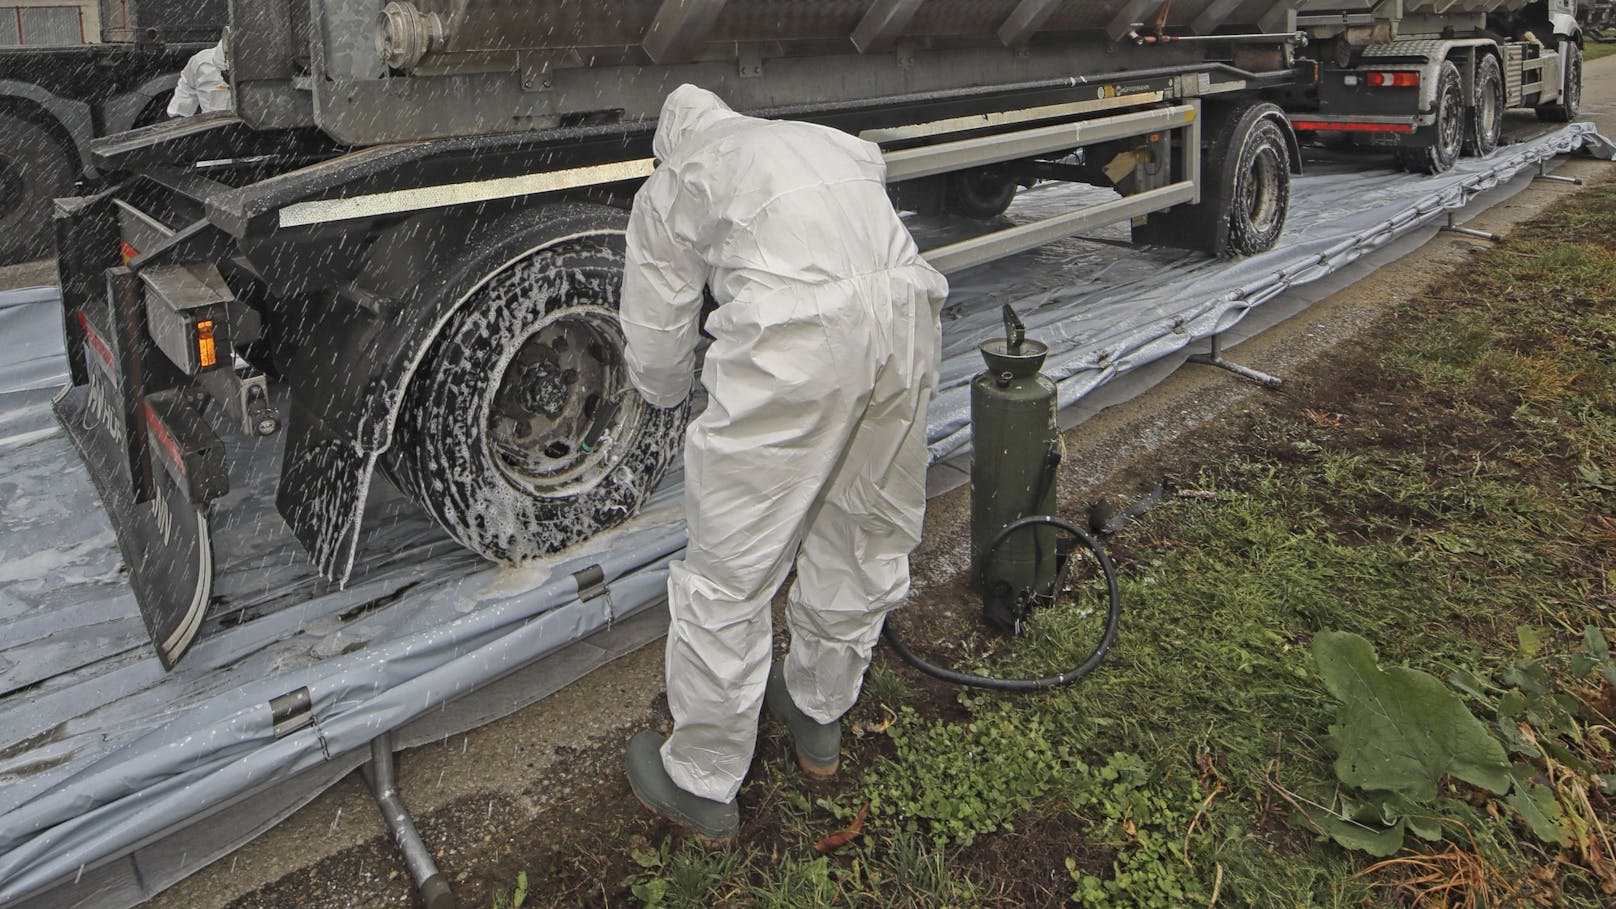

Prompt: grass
[
  {"left": 1584, "top": 40, "right": 1616, "bottom": 63},
  {"left": 482, "top": 182, "right": 1616, "bottom": 907}
]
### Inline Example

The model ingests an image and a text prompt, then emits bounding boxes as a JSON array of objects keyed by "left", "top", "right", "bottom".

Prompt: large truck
[
  {"left": 0, "top": 0, "right": 225, "bottom": 263},
  {"left": 1285, "top": 1, "right": 1585, "bottom": 172},
  {"left": 46, "top": 0, "right": 1575, "bottom": 670}
]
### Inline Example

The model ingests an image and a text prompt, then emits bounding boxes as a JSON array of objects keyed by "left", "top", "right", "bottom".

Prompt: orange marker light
[
  {"left": 120, "top": 241, "right": 139, "bottom": 265},
  {"left": 196, "top": 319, "right": 217, "bottom": 369}
]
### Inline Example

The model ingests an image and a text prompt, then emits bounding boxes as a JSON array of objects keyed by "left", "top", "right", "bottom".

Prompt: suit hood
[{"left": 653, "top": 85, "right": 742, "bottom": 161}]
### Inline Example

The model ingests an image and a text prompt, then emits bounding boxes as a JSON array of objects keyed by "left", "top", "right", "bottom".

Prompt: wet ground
[{"left": 0, "top": 57, "right": 1610, "bottom": 909}]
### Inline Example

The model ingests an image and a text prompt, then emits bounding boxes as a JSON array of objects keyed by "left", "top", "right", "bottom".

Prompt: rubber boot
[
  {"left": 764, "top": 663, "right": 841, "bottom": 780},
  {"left": 625, "top": 730, "right": 739, "bottom": 846}
]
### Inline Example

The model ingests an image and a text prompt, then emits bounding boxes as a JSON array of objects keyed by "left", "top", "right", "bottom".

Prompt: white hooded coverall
[
  {"left": 621, "top": 85, "right": 948, "bottom": 803},
  {"left": 167, "top": 41, "right": 231, "bottom": 118}
]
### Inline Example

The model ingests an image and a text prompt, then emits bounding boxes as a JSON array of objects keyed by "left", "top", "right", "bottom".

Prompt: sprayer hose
[{"left": 881, "top": 515, "right": 1121, "bottom": 692}]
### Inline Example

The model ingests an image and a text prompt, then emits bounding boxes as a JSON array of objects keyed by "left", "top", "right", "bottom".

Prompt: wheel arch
[
  {"left": 275, "top": 201, "right": 632, "bottom": 582},
  {"left": 1257, "top": 104, "right": 1303, "bottom": 176},
  {"left": 0, "top": 80, "right": 92, "bottom": 177},
  {"left": 1548, "top": 11, "right": 1581, "bottom": 43},
  {"left": 101, "top": 72, "right": 183, "bottom": 134},
  {"left": 1206, "top": 98, "right": 1302, "bottom": 176}
]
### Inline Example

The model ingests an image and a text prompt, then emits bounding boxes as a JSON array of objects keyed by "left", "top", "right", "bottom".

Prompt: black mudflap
[{"left": 54, "top": 381, "right": 214, "bottom": 670}]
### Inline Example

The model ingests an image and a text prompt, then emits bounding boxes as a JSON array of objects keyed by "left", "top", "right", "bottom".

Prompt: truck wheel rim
[
  {"left": 1482, "top": 85, "right": 1501, "bottom": 145},
  {"left": 1437, "top": 83, "right": 1463, "bottom": 158},
  {"left": 486, "top": 305, "right": 642, "bottom": 497},
  {"left": 1243, "top": 144, "right": 1283, "bottom": 234}
]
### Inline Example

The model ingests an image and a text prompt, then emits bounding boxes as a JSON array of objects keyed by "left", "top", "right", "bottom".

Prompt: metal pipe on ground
[{"left": 362, "top": 734, "right": 456, "bottom": 909}]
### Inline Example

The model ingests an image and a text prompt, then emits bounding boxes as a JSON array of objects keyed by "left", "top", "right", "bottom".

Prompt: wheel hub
[
  {"left": 487, "top": 307, "right": 639, "bottom": 495},
  {"left": 513, "top": 351, "right": 575, "bottom": 419},
  {"left": 1243, "top": 145, "right": 1283, "bottom": 233}
]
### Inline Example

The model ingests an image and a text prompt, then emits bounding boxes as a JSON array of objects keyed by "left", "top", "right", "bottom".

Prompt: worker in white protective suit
[
  {"left": 166, "top": 37, "right": 231, "bottom": 118},
  {"left": 620, "top": 84, "right": 947, "bottom": 844}
]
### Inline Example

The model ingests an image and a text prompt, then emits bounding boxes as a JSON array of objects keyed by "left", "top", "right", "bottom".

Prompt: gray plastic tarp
[{"left": 0, "top": 122, "right": 1609, "bottom": 907}]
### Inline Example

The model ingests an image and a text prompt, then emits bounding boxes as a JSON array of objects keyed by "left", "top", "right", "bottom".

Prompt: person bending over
[{"left": 619, "top": 84, "right": 947, "bottom": 844}]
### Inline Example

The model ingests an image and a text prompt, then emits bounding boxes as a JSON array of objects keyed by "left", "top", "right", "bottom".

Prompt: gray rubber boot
[
  {"left": 764, "top": 663, "right": 841, "bottom": 780},
  {"left": 625, "top": 730, "right": 739, "bottom": 846}
]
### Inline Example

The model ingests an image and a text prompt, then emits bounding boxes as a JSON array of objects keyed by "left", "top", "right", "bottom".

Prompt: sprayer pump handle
[{"left": 1002, "top": 304, "right": 1025, "bottom": 354}]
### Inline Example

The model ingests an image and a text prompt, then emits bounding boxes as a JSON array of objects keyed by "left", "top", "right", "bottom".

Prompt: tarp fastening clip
[
  {"left": 573, "top": 564, "right": 616, "bottom": 627},
  {"left": 270, "top": 685, "right": 331, "bottom": 759}
]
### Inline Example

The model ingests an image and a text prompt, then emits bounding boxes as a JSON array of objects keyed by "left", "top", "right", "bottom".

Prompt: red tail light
[{"left": 1366, "top": 71, "right": 1420, "bottom": 88}]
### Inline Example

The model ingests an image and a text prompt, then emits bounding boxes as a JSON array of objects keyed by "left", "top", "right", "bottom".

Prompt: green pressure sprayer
[
  {"left": 972, "top": 304, "right": 1062, "bottom": 635},
  {"left": 882, "top": 305, "right": 1122, "bottom": 692}
]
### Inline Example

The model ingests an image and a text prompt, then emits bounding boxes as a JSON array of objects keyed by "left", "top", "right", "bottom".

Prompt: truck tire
[
  {"left": 0, "top": 115, "right": 74, "bottom": 265},
  {"left": 1134, "top": 101, "right": 1291, "bottom": 258},
  {"left": 1397, "top": 61, "right": 1464, "bottom": 174},
  {"left": 1464, "top": 54, "right": 1505, "bottom": 158},
  {"left": 384, "top": 203, "right": 690, "bottom": 564},
  {"left": 944, "top": 168, "right": 1019, "bottom": 219},
  {"left": 1536, "top": 40, "right": 1582, "bottom": 122}
]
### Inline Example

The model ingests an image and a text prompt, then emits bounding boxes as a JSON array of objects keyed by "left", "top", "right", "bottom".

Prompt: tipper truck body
[
  {"left": 0, "top": 0, "right": 225, "bottom": 262},
  {"left": 49, "top": 0, "right": 1566, "bottom": 670}
]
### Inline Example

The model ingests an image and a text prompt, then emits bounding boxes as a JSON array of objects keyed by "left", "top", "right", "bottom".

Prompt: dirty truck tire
[
  {"left": 1464, "top": 54, "right": 1505, "bottom": 158},
  {"left": 944, "top": 168, "right": 1019, "bottom": 220},
  {"left": 1536, "top": 41, "right": 1582, "bottom": 123},
  {"left": 384, "top": 203, "right": 690, "bottom": 564},
  {"left": 1133, "top": 100, "right": 1291, "bottom": 258},
  {"left": 1398, "top": 61, "right": 1464, "bottom": 174},
  {"left": 0, "top": 115, "right": 74, "bottom": 265}
]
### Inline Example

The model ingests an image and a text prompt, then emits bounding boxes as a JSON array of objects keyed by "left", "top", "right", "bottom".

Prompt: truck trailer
[
  {"left": 0, "top": 0, "right": 225, "bottom": 263},
  {"left": 1287, "top": 0, "right": 1585, "bottom": 172},
  {"left": 52, "top": 0, "right": 1571, "bottom": 670}
]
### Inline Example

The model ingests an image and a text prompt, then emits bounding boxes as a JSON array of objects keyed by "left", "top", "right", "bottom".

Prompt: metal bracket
[
  {"left": 518, "top": 51, "right": 556, "bottom": 92},
  {"left": 739, "top": 47, "right": 764, "bottom": 78},
  {"left": 573, "top": 563, "right": 616, "bottom": 626},
  {"left": 270, "top": 686, "right": 314, "bottom": 738},
  {"left": 363, "top": 733, "right": 455, "bottom": 909},
  {"left": 1533, "top": 159, "right": 1582, "bottom": 186},
  {"left": 1187, "top": 334, "right": 1282, "bottom": 388},
  {"left": 198, "top": 368, "right": 282, "bottom": 437},
  {"left": 1439, "top": 210, "right": 1499, "bottom": 242}
]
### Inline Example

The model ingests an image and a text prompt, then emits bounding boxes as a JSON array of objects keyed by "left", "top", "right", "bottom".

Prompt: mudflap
[{"left": 54, "top": 381, "right": 214, "bottom": 670}]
